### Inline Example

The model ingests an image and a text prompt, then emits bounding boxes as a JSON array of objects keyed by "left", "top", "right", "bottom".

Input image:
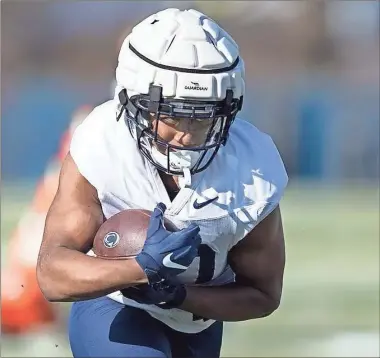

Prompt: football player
[{"left": 37, "top": 8, "right": 288, "bottom": 358}]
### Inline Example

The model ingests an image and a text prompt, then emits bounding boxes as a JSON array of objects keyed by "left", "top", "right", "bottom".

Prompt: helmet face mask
[{"left": 119, "top": 86, "right": 242, "bottom": 176}]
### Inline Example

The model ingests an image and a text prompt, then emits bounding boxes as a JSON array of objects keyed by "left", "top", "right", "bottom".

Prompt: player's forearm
[
  {"left": 37, "top": 246, "right": 147, "bottom": 302},
  {"left": 180, "top": 283, "right": 280, "bottom": 322}
]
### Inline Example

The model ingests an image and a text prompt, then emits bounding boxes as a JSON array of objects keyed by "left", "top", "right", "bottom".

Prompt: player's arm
[
  {"left": 37, "top": 154, "right": 147, "bottom": 302},
  {"left": 180, "top": 205, "right": 285, "bottom": 321}
]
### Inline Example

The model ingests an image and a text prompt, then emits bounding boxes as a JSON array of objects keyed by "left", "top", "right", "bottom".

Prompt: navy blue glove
[
  {"left": 121, "top": 281, "right": 186, "bottom": 309},
  {"left": 136, "top": 203, "right": 201, "bottom": 285}
]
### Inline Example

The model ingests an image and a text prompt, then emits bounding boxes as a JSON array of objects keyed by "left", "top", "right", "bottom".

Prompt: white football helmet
[{"left": 115, "top": 8, "right": 245, "bottom": 177}]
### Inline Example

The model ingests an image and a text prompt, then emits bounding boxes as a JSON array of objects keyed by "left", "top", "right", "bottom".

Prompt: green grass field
[{"left": 1, "top": 182, "right": 379, "bottom": 357}]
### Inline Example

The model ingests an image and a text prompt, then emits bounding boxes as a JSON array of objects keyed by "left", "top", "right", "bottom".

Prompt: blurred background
[{"left": 1, "top": 1, "right": 379, "bottom": 357}]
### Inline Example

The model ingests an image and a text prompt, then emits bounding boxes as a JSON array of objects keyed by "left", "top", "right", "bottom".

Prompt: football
[{"left": 92, "top": 209, "right": 176, "bottom": 259}]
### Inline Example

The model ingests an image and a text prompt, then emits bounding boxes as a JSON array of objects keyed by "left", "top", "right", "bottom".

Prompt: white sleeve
[
  {"left": 229, "top": 132, "right": 288, "bottom": 249},
  {"left": 69, "top": 107, "right": 108, "bottom": 193}
]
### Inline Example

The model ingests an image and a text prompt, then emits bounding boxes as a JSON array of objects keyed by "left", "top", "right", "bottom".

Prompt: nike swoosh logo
[
  {"left": 162, "top": 253, "right": 188, "bottom": 270},
  {"left": 193, "top": 196, "right": 219, "bottom": 209}
]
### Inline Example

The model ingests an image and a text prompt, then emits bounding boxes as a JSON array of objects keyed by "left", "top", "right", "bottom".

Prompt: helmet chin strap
[{"left": 151, "top": 146, "right": 200, "bottom": 187}]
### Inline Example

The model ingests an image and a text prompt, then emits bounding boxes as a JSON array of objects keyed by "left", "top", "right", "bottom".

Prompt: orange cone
[{"left": 1, "top": 105, "right": 92, "bottom": 334}]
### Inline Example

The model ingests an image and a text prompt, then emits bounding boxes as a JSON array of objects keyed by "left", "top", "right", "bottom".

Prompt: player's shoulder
[
  {"left": 77, "top": 100, "right": 116, "bottom": 130},
  {"left": 207, "top": 117, "right": 288, "bottom": 206},
  {"left": 229, "top": 118, "right": 281, "bottom": 157},
  {"left": 70, "top": 99, "right": 124, "bottom": 147},
  {"left": 230, "top": 118, "right": 288, "bottom": 188},
  {"left": 69, "top": 100, "right": 125, "bottom": 190},
  {"left": 71, "top": 100, "right": 112, "bottom": 155}
]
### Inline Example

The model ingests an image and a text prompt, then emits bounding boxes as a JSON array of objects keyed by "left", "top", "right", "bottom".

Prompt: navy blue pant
[{"left": 69, "top": 296, "right": 223, "bottom": 358}]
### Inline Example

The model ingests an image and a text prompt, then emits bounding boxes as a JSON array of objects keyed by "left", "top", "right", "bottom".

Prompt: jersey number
[{"left": 192, "top": 244, "right": 216, "bottom": 321}]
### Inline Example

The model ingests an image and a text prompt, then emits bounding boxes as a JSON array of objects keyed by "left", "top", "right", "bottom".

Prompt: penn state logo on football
[{"left": 103, "top": 232, "right": 120, "bottom": 249}]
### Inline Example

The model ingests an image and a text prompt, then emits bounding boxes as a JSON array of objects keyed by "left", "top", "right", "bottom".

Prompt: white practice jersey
[{"left": 70, "top": 100, "right": 288, "bottom": 333}]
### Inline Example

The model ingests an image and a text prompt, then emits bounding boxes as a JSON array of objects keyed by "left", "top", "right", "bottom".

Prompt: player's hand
[
  {"left": 135, "top": 202, "right": 201, "bottom": 285},
  {"left": 121, "top": 281, "right": 186, "bottom": 309}
]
